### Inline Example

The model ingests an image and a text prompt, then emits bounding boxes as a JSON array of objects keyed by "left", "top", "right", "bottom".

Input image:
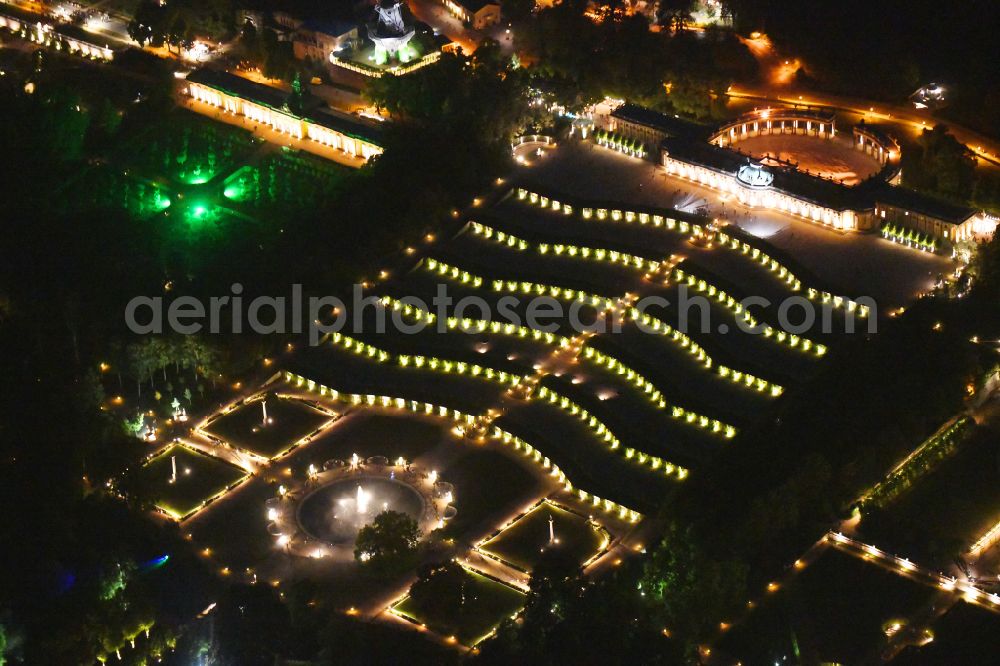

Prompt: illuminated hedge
[
  {"left": 468, "top": 221, "right": 663, "bottom": 275},
  {"left": 593, "top": 129, "right": 648, "bottom": 158},
  {"left": 327, "top": 331, "right": 523, "bottom": 386},
  {"left": 488, "top": 425, "right": 642, "bottom": 522},
  {"left": 322, "top": 328, "right": 686, "bottom": 476},
  {"left": 513, "top": 186, "right": 869, "bottom": 318},
  {"left": 310, "top": 332, "right": 689, "bottom": 481},
  {"left": 380, "top": 294, "right": 781, "bottom": 400},
  {"left": 715, "top": 229, "right": 869, "bottom": 317},
  {"left": 281, "top": 371, "right": 642, "bottom": 522},
  {"left": 580, "top": 345, "right": 738, "bottom": 438},
  {"left": 422, "top": 257, "right": 617, "bottom": 311},
  {"left": 534, "top": 385, "right": 689, "bottom": 480},
  {"left": 625, "top": 307, "right": 785, "bottom": 396},
  {"left": 671, "top": 267, "right": 826, "bottom": 356},
  {"left": 379, "top": 295, "right": 573, "bottom": 347},
  {"left": 467, "top": 221, "right": 531, "bottom": 251}
]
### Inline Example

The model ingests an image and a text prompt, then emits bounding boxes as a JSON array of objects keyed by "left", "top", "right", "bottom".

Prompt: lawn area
[
  {"left": 394, "top": 567, "right": 526, "bottom": 647},
  {"left": 478, "top": 501, "right": 608, "bottom": 572},
  {"left": 302, "top": 411, "right": 447, "bottom": 465},
  {"left": 715, "top": 548, "right": 938, "bottom": 665},
  {"left": 141, "top": 444, "right": 248, "bottom": 520},
  {"left": 203, "top": 396, "right": 332, "bottom": 459},
  {"left": 438, "top": 448, "right": 541, "bottom": 541}
]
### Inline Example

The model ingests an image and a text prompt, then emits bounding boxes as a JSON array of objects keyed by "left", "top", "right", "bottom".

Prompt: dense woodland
[
  {"left": 1, "top": 0, "right": 999, "bottom": 662},
  {"left": 723, "top": 0, "right": 1000, "bottom": 135}
]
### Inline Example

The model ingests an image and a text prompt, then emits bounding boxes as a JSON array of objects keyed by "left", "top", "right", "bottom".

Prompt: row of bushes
[
  {"left": 327, "top": 331, "right": 522, "bottom": 387},
  {"left": 421, "top": 258, "right": 785, "bottom": 398},
  {"left": 592, "top": 129, "right": 649, "bottom": 158},
  {"left": 672, "top": 267, "right": 826, "bottom": 356},
  {"left": 385, "top": 289, "right": 782, "bottom": 401},
  {"left": 324, "top": 328, "right": 689, "bottom": 478},
  {"left": 534, "top": 385, "right": 689, "bottom": 480},
  {"left": 581, "top": 345, "right": 738, "bottom": 438},
  {"left": 423, "top": 257, "right": 617, "bottom": 311},
  {"left": 513, "top": 185, "right": 868, "bottom": 317},
  {"left": 379, "top": 295, "right": 572, "bottom": 347},
  {"left": 468, "top": 220, "right": 662, "bottom": 273},
  {"left": 626, "top": 306, "right": 785, "bottom": 396},
  {"left": 464, "top": 217, "right": 789, "bottom": 395}
]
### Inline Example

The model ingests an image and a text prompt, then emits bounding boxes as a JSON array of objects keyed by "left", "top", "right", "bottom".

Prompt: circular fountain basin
[{"left": 296, "top": 476, "right": 425, "bottom": 546}]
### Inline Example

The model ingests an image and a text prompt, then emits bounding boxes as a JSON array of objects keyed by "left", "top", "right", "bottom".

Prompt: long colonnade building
[{"left": 186, "top": 69, "right": 384, "bottom": 163}]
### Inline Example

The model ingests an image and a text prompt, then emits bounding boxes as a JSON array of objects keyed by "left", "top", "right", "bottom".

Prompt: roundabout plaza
[{"left": 270, "top": 456, "right": 452, "bottom": 559}]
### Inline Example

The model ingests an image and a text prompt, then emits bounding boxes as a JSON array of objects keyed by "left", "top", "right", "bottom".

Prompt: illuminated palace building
[
  {"left": 596, "top": 104, "right": 996, "bottom": 245},
  {"left": 185, "top": 69, "right": 383, "bottom": 162}
]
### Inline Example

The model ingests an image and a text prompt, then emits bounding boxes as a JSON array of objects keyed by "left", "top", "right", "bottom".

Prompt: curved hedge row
[
  {"left": 416, "top": 259, "right": 784, "bottom": 396},
  {"left": 671, "top": 266, "right": 826, "bottom": 356},
  {"left": 379, "top": 295, "right": 573, "bottom": 347},
  {"left": 534, "top": 385, "right": 689, "bottom": 480},
  {"left": 327, "top": 331, "right": 523, "bottom": 387},
  {"left": 579, "top": 346, "right": 738, "bottom": 438},
  {"left": 320, "top": 330, "right": 688, "bottom": 479},
  {"left": 468, "top": 220, "right": 665, "bottom": 275}
]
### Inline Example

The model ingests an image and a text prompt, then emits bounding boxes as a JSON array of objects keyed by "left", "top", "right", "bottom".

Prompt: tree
[
  {"left": 901, "top": 125, "right": 976, "bottom": 202},
  {"left": 128, "top": 0, "right": 164, "bottom": 47},
  {"left": 970, "top": 231, "right": 1000, "bottom": 302},
  {"left": 354, "top": 510, "right": 420, "bottom": 575},
  {"left": 526, "top": 547, "right": 582, "bottom": 609}
]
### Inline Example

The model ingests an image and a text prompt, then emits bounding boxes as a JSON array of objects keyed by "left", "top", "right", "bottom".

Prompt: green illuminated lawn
[
  {"left": 142, "top": 444, "right": 248, "bottom": 520},
  {"left": 221, "top": 153, "right": 347, "bottom": 212},
  {"left": 394, "top": 568, "right": 526, "bottom": 646},
  {"left": 479, "top": 501, "right": 608, "bottom": 572},
  {"left": 118, "top": 110, "right": 257, "bottom": 187},
  {"left": 203, "top": 397, "right": 331, "bottom": 459}
]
